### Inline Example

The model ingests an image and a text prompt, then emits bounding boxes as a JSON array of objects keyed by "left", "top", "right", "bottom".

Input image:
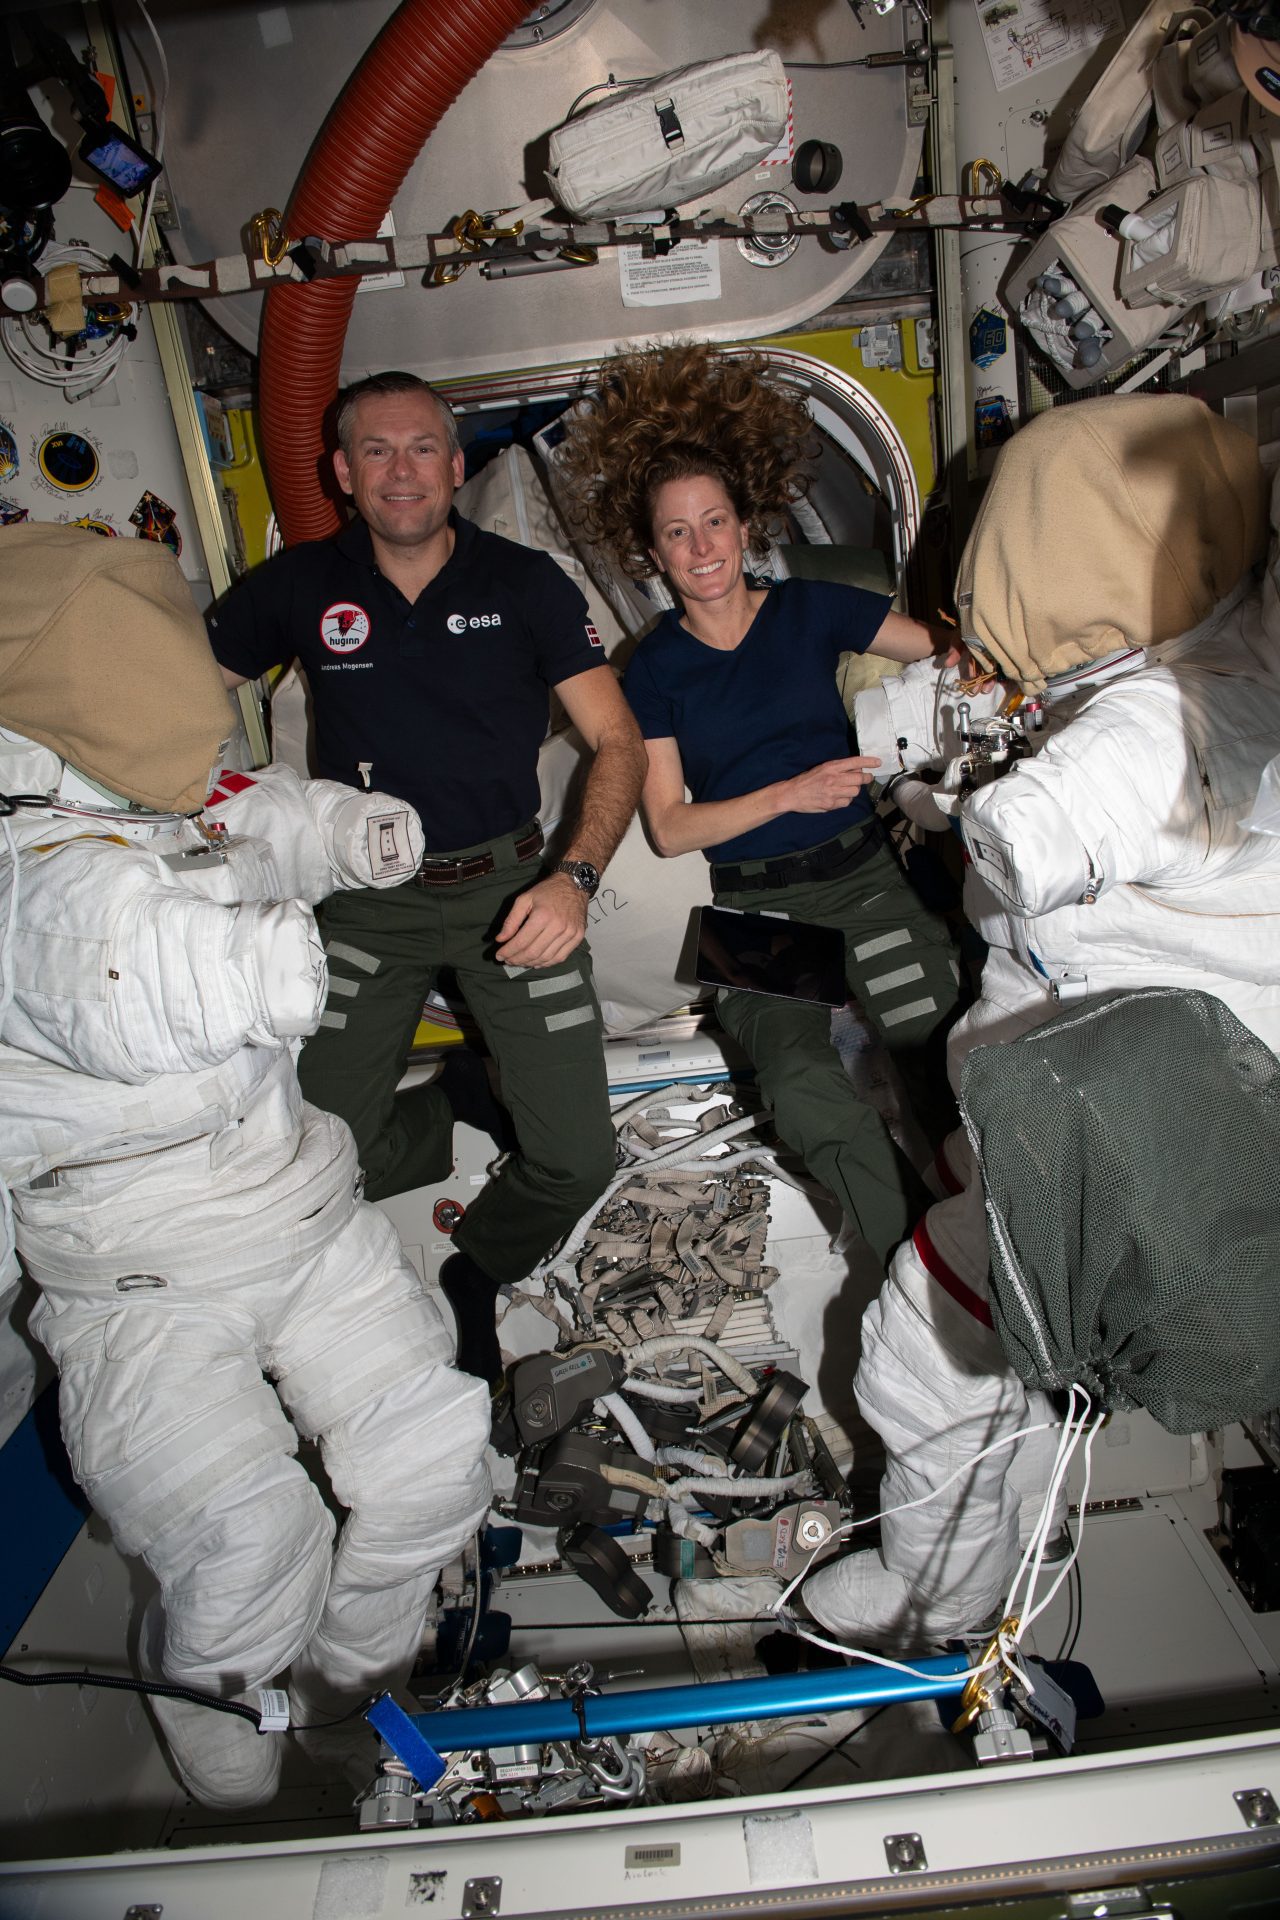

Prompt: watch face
[{"left": 563, "top": 860, "right": 600, "bottom": 894}]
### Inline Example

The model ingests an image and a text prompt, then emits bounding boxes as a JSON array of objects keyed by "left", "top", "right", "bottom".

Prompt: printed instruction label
[
  {"left": 978, "top": 0, "right": 1122, "bottom": 93},
  {"left": 356, "top": 210, "right": 406, "bottom": 294},
  {"left": 619, "top": 239, "right": 721, "bottom": 308}
]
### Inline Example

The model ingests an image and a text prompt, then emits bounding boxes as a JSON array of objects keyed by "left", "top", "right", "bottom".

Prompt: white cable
[
  {"left": 1011, "top": 1402, "right": 1105, "bottom": 1640},
  {"left": 131, "top": 0, "right": 169, "bottom": 270},
  {"left": 772, "top": 1390, "right": 1108, "bottom": 1709},
  {"left": 771, "top": 1416, "right": 1059, "bottom": 1616},
  {"left": 1, "top": 244, "right": 132, "bottom": 400},
  {"left": 1001, "top": 1386, "right": 1090, "bottom": 1632},
  {"left": 624, "top": 1334, "right": 758, "bottom": 1397},
  {"left": 622, "top": 1377, "right": 704, "bottom": 1405},
  {"left": 656, "top": 1447, "right": 730, "bottom": 1475},
  {"left": 595, "top": 1393, "right": 656, "bottom": 1463},
  {"left": 666, "top": 1470, "right": 809, "bottom": 1503}
]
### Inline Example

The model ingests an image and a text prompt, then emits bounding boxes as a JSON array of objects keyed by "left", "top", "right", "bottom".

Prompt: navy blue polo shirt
[
  {"left": 207, "top": 513, "right": 604, "bottom": 850},
  {"left": 623, "top": 577, "right": 890, "bottom": 862}
]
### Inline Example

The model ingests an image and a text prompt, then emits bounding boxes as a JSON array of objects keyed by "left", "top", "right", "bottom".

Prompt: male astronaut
[
  {"left": 801, "top": 394, "right": 1280, "bottom": 1647},
  {"left": 0, "top": 524, "right": 491, "bottom": 1808}
]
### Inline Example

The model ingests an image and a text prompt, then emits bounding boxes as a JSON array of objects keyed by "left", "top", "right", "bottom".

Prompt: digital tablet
[{"left": 694, "top": 904, "right": 849, "bottom": 1007}]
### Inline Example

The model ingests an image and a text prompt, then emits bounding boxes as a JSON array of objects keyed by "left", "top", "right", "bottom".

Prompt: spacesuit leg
[
  {"left": 802, "top": 1169, "right": 1058, "bottom": 1648},
  {"left": 270, "top": 1200, "right": 492, "bottom": 1719},
  {"left": 31, "top": 1287, "right": 335, "bottom": 1808}
]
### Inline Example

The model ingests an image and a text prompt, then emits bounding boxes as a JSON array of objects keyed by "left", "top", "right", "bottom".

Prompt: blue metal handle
[{"left": 367, "top": 1656, "right": 969, "bottom": 1787}]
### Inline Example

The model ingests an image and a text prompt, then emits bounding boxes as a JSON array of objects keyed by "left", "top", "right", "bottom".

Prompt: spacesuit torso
[
  {"left": 0, "top": 759, "right": 415, "bottom": 1294},
  {"left": 855, "top": 585, "right": 1280, "bottom": 1060}
]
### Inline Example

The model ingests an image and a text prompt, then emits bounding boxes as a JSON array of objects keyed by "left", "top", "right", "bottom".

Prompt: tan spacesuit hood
[
  {"left": 0, "top": 524, "right": 233, "bottom": 813},
  {"left": 954, "top": 395, "right": 1268, "bottom": 693}
]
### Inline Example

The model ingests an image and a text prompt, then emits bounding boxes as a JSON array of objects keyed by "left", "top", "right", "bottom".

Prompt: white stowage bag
[
  {"left": 456, "top": 446, "right": 632, "bottom": 660},
  {"left": 545, "top": 52, "right": 790, "bottom": 219}
]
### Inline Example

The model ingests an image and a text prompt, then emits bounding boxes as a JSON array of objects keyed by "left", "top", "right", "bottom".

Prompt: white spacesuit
[
  {"left": 0, "top": 525, "right": 492, "bottom": 1807},
  {"left": 803, "top": 395, "right": 1280, "bottom": 1647}
]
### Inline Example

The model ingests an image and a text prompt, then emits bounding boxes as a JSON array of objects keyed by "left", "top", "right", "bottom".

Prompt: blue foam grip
[{"left": 365, "top": 1695, "right": 447, "bottom": 1791}]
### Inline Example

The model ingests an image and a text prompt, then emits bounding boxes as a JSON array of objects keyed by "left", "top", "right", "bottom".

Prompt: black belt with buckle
[
  {"left": 711, "top": 816, "right": 884, "bottom": 894},
  {"left": 414, "top": 823, "right": 544, "bottom": 889}
]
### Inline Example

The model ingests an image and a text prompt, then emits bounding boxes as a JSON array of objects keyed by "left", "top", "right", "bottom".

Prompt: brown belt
[{"left": 413, "top": 823, "right": 544, "bottom": 888}]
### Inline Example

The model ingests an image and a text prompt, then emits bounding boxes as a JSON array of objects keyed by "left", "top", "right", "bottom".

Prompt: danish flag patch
[{"left": 205, "top": 768, "right": 258, "bottom": 810}]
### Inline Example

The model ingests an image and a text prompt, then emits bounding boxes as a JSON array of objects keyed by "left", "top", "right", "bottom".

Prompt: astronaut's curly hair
[{"left": 555, "top": 342, "right": 817, "bottom": 580}]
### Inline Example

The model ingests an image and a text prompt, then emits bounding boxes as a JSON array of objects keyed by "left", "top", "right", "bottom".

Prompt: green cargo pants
[
  {"left": 298, "top": 825, "right": 616, "bottom": 1287},
  {"left": 714, "top": 836, "right": 960, "bottom": 1266}
]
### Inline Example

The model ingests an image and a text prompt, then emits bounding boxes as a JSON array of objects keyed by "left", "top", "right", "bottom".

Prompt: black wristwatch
[{"left": 555, "top": 859, "right": 600, "bottom": 898}]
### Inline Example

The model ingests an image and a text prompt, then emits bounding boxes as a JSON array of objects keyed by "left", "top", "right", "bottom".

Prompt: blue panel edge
[{"left": 0, "top": 1380, "right": 90, "bottom": 1653}]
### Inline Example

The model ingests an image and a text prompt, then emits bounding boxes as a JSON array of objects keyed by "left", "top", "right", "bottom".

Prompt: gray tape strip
[
  {"left": 528, "top": 969, "right": 582, "bottom": 999},
  {"left": 880, "top": 995, "right": 937, "bottom": 1029},
  {"left": 318, "top": 1009, "right": 348, "bottom": 1029},
  {"left": 544, "top": 1004, "right": 596, "bottom": 1033},
  {"left": 865, "top": 961, "right": 924, "bottom": 997},
  {"left": 326, "top": 941, "right": 380, "bottom": 974},
  {"left": 326, "top": 975, "right": 360, "bottom": 998},
  {"left": 853, "top": 927, "right": 911, "bottom": 962}
]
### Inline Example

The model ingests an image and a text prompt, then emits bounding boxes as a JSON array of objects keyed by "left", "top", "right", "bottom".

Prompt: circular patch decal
[
  {"left": 38, "top": 430, "right": 99, "bottom": 493},
  {"left": 0, "top": 497, "right": 28, "bottom": 526},
  {"left": 0, "top": 422, "right": 18, "bottom": 485},
  {"left": 320, "top": 601, "right": 371, "bottom": 653},
  {"left": 65, "top": 513, "right": 118, "bottom": 537}
]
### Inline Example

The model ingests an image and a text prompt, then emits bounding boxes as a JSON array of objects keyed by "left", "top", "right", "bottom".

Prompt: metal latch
[
  {"left": 1235, "top": 1785, "right": 1280, "bottom": 1827},
  {"left": 1064, "top": 1892, "right": 1162, "bottom": 1917},
  {"left": 463, "top": 1879, "right": 502, "bottom": 1917},
  {"left": 883, "top": 1831, "right": 927, "bottom": 1872}
]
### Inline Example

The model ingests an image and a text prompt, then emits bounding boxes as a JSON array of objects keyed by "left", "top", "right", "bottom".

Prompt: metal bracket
[
  {"left": 1236, "top": 1786, "right": 1280, "bottom": 1827},
  {"left": 124, "top": 1908, "right": 164, "bottom": 1919},
  {"left": 884, "top": 1831, "right": 927, "bottom": 1873},
  {"left": 463, "top": 1878, "right": 502, "bottom": 1917}
]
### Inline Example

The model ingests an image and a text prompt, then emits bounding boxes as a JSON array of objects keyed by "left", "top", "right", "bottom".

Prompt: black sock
[
  {"left": 437, "top": 1048, "right": 517, "bottom": 1154},
  {"left": 439, "top": 1249, "right": 505, "bottom": 1387}
]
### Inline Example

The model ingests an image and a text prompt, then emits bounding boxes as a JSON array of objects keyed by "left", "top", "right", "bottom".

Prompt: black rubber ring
[{"left": 794, "top": 140, "right": 843, "bottom": 195}]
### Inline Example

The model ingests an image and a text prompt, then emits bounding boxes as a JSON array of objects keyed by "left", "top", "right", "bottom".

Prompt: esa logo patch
[
  {"left": 447, "top": 611, "right": 504, "bottom": 635},
  {"left": 320, "top": 602, "right": 371, "bottom": 652},
  {"left": 585, "top": 621, "right": 603, "bottom": 648}
]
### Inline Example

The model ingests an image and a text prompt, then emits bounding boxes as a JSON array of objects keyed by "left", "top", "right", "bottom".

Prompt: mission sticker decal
[
  {"left": 36, "top": 428, "right": 100, "bottom": 493},
  {"left": 130, "top": 489, "right": 182, "bottom": 555},
  {"left": 320, "top": 602, "right": 371, "bottom": 652}
]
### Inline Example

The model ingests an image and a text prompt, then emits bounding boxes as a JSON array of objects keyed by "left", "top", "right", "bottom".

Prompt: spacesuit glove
[
  {"left": 304, "top": 781, "right": 425, "bottom": 891},
  {"left": 234, "top": 899, "right": 328, "bottom": 1042}
]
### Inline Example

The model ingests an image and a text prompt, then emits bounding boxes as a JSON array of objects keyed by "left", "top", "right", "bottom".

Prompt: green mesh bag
[{"left": 958, "top": 988, "right": 1280, "bottom": 1433}]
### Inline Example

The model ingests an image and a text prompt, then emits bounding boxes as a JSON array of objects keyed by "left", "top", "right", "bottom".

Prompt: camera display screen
[{"left": 79, "top": 126, "right": 161, "bottom": 197}]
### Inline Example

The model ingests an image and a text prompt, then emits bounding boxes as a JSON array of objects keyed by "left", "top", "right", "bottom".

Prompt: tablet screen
[{"left": 694, "top": 905, "right": 848, "bottom": 1007}]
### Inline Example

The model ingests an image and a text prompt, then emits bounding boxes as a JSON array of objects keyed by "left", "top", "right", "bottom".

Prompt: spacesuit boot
[
  {"left": 288, "top": 1663, "right": 385, "bottom": 1795},
  {"left": 140, "top": 1597, "right": 282, "bottom": 1809}
]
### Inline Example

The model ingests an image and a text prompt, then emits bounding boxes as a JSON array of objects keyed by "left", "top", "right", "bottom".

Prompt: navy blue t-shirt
[
  {"left": 207, "top": 513, "right": 604, "bottom": 851},
  {"left": 623, "top": 577, "right": 890, "bottom": 861}
]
